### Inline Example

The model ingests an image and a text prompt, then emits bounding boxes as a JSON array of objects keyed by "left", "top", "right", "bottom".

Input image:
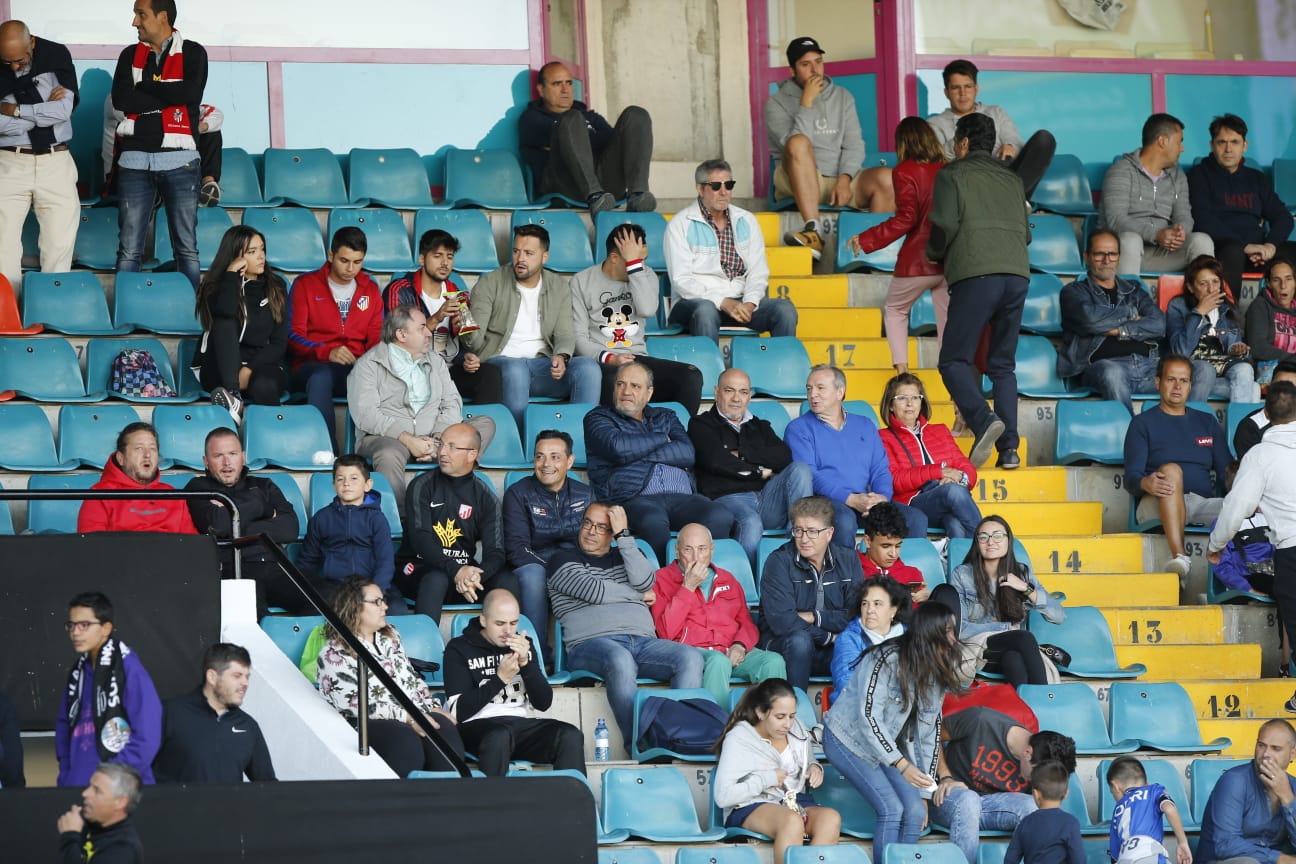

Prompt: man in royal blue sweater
[
  {"left": 1123, "top": 354, "right": 1230, "bottom": 577},
  {"left": 784, "top": 364, "right": 928, "bottom": 547}
]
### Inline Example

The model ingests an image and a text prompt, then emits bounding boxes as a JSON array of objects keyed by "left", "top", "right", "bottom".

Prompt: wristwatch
[{"left": 614, "top": 528, "right": 633, "bottom": 539}]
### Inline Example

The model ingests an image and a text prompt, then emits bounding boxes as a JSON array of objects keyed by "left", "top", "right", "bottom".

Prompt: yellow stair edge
[
  {"left": 1115, "top": 643, "right": 1261, "bottom": 681},
  {"left": 1181, "top": 680, "right": 1296, "bottom": 720},
  {"left": 1046, "top": 574, "right": 1178, "bottom": 607},
  {"left": 974, "top": 468, "right": 1071, "bottom": 503},
  {"left": 1197, "top": 718, "right": 1296, "bottom": 764},
  {"left": 768, "top": 276, "right": 850, "bottom": 307},
  {"left": 801, "top": 338, "right": 919, "bottom": 370},
  {"left": 989, "top": 502, "right": 1103, "bottom": 536},
  {"left": 767, "top": 246, "right": 813, "bottom": 276},
  {"left": 1020, "top": 534, "right": 1145, "bottom": 575},
  {"left": 1100, "top": 607, "right": 1225, "bottom": 646}
]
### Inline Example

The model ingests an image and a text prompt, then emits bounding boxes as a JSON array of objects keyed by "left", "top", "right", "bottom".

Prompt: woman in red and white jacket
[{"left": 879, "top": 373, "right": 981, "bottom": 538}]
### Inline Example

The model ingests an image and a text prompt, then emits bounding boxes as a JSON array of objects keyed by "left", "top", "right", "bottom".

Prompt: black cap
[{"left": 786, "top": 37, "right": 825, "bottom": 67}]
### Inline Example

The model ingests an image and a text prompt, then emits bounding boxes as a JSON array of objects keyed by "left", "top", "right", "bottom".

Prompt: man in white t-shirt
[{"left": 461, "top": 224, "right": 601, "bottom": 432}]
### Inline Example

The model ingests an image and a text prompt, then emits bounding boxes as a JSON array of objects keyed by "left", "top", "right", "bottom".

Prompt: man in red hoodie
[
  {"left": 651, "top": 523, "right": 785, "bottom": 704},
  {"left": 77, "top": 422, "right": 196, "bottom": 534}
]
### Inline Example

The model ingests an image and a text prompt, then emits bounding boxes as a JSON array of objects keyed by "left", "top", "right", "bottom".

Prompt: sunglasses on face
[{"left": 703, "top": 180, "right": 737, "bottom": 191}]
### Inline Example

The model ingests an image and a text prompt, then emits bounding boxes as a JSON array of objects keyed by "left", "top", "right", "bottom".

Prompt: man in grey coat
[{"left": 1100, "top": 113, "right": 1213, "bottom": 276}]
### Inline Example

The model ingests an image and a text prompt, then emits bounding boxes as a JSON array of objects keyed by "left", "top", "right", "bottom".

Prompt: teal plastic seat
[
  {"left": 1108, "top": 683, "right": 1230, "bottom": 754},
  {"left": 706, "top": 764, "right": 773, "bottom": 842},
  {"left": 348, "top": 147, "right": 434, "bottom": 208},
  {"left": 1027, "top": 214, "right": 1084, "bottom": 274},
  {"left": 1273, "top": 159, "right": 1296, "bottom": 214},
  {"left": 600, "top": 766, "right": 726, "bottom": 841},
  {"left": 242, "top": 208, "right": 327, "bottom": 272},
  {"left": 263, "top": 472, "right": 307, "bottom": 540},
  {"left": 978, "top": 843, "right": 1008, "bottom": 864},
  {"left": 72, "top": 207, "right": 120, "bottom": 269},
  {"left": 260, "top": 615, "right": 325, "bottom": 664},
  {"left": 666, "top": 537, "right": 758, "bottom": 604},
  {"left": 1207, "top": 562, "right": 1276, "bottom": 605},
  {"left": 909, "top": 289, "right": 937, "bottom": 335},
  {"left": 883, "top": 843, "right": 965, "bottom": 864},
  {"left": 22, "top": 272, "right": 128, "bottom": 335},
  {"left": 726, "top": 686, "right": 818, "bottom": 732},
  {"left": 262, "top": 148, "right": 349, "bottom": 207},
  {"left": 647, "top": 336, "right": 725, "bottom": 392},
  {"left": 594, "top": 211, "right": 669, "bottom": 271},
  {"left": 152, "top": 405, "right": 237, "bottom": 469},
  {"left": 461, "top": 403, "right": 531, "bottom": 468},
  {"left": 413, "top": 210, "right": 500, "bottom": 273},
  {"left": 630, "top": 687, "right": 720, "bottom": 762},
  {"left": 174, "top": 339, "right": 202, "bottom": 399},
  {"left": 57, "top": 405, "right": 142, "bottom": 468},
  {"left": 899, "top": 537, "right": 945, "bottom": 588},
  {"left": 799, "top": 400, "right": 882, "bottom": 428},
  {"left": 946, "top": 537, "right": 1031, "bottom": 575},
  {"left": 786, "top": 846, "right": 873, "bottom": 864},
  {"left": 1021, "top": 272, "right": 1064, "bottom": 335},
  {"left": 450, "top": 612, "right": 569, "bottom": 684},
  {"left": 747, "top": 400, "right": 791, "bottom": 437},
  {"left": 0, "top": 337, "right": 103, "bottom": 401},
  {"left": 1018, "top": 683, "right": 1139, "bottom": 755},
  {"left": 756, "top": 536, "right": 787, "bottom": 589},
  {"left": 730, "top": 337, "right": 812, "bottom": 399},
  {"left": 1054, "top": 400, "right": 1131, "bottom": 465},
  {"left": 0, "top": 404, "right": 75, "bottom": 470},
  {"left": 113, "top": 272, "right": 202, "bottom": 335},
  {"left": 444, "top": 148, "right": 544, "bottom": 210},
  {"left": 244, "top": 405, "right": 335, "bottom": 471},
  {"left": 1189, "top": 757, "right": 1248, "bottom": 825},
  {"left": 1097, "top": 757, "right": 1200, "bottom": 829},
  {"left": 26, "top": 474, "right": 98, "bottom": 534},
  {"left": 152, "top": 206, "right": 233, "bottom": 270},
  {"left": 86, "top": 337, "right": 196, "bottom": 403},
  {"left": 1226, "top": 401, "right": 1263, "bottom": 458},
  {"left": 218, "top": 147, "right": 266, "bottom": 208},
  {"left": 507, "top": 768, "right": 628, "bottom": 845},
  {"left": 1031, "top": 154, "right": 1098, "bottom": 216},
  {"left": 1028, "top": 606, "right": 1146, "bottom": 678},
  {"left": 309, "top": 471, "right": 401, "bottom": 539},
  {"left": 511, "top": 211, "right": 593, "bottom": 273},
  {"left": 837, "top": 212, "right": 904, "bottom": 273},
  {"left": 388, "top": 614, "right": 445, "bottom": 686},
  {"left": 327, "top": 208, "right": 414, "bottom": 271},
  {"left": 675, "top": 849, "right": 761, "bottom": 864},
  {"left": 1015, "top": 334, "right": 1093, "bottom": 398},
  {"left": 524, "top": 403, "right": 594, "bottom": 468},
  {"left": 598, "top": 849, "right": 655, "bottom": 862},
  {"left": 814, "top": 762, "right": 878, "bottom": 838}
]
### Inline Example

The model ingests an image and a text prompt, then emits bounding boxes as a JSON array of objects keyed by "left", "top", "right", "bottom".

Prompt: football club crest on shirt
[
  {"left": 459, "top": 503, "right": 474, "bottom": 519},
  {"left": 357, "top": 295, "right": 370, "bottom": 311}
]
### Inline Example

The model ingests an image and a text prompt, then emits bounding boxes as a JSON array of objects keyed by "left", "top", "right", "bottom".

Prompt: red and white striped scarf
[{"left": 117, "top": 32, "right": 195, "bottom": 150}]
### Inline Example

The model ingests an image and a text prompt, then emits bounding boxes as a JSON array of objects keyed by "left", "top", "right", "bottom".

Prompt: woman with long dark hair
[
  {"left": 193, "top": 225, "right": 289, "bottom": 424},
  {"left": 822, "top": 602, "right": 965, "bottom": 864},
  {"left": 316, "top": 577, "right": 464, "bottom": 777},
  {"left": 949, "top": 515, "right": 1064, "bottom": 687},
  {"left": 1166, "top": 254, "right": 1258, "bottom": 403},
  {"left": 713, "top": 678, "right": 840, "bottom": 862}
]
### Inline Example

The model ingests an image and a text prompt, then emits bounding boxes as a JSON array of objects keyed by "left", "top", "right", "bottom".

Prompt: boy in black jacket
[{"left": 442, "top": 590, "right": 585, "bottom": 776}]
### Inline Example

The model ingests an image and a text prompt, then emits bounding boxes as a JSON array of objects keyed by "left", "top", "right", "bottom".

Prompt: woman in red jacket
[
  {"left": 879, "top": 373, "right": 981, "bottom": 538},
  {"left": 847, "top": 118, "right": 947, "bottom": 373}
]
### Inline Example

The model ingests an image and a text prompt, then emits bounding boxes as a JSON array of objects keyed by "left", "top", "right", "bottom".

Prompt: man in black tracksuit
[
  {"left": 404, "top": 422, "right": 519, "bottom": 620},
  {"left": 443, "top": 589, "right": 585, "bottom": 776}
]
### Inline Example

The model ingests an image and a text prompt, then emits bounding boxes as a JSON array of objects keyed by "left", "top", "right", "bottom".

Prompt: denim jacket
[
  {"left": 947, "top": 563, "right": 1065, "bottom": 639},
  {"left": 1165, "top": 295, "right": 1247, "bottom": 361},
  {"left": 823, "top": 640, "right": 941, "bottom": 777},
  {"left": 1057, "top": 273, "right": 1165, "bottom": 378}
]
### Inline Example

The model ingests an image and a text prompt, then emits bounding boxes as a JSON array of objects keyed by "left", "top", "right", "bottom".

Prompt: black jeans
[
  {"left": 1008, "top": 129, "right": 1056, "bottom": 201},
  {"left": 938, "top": 274, "right": 1028, "bottom": 451},
  {"left": 1271, "top": 547, "right": 1296, "bottom": 656},
  {"left": 402, "top": 565, "right": 521, "bottom": 621},
  {"left": 983, "top": 628, "right": 1047, "bottom": 688},
  {"left": 458, "top": 716, "right": 586, "bottom": 777},
  {"left": 624, "top": 492, "right": 734, "bottom": 564},
  {"left": 367, "top": 717, "right": 465, "bottom": 777},
  {"left": 538, "top": 107, "right": 653, "bottom": 200},
  {"left": 598, "top": 355, "right": 704, "bottom": 416},
  {"left": 196, "top": 321, "right": 285, "bottom": 405},
  {"left": 1216, "top": 239, "right": 1296, "bottom": 299},
  {"left": 451, "top": 356, "right": 504, "bottom": 405}
]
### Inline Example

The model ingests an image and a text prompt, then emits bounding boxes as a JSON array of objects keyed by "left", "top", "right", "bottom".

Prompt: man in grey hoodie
[
  {"left": 1100, "top": 113, "right": 1213, "bottom": 276},
  {"left": 765, "top": 37, "right": 867, "bottom": 261}
]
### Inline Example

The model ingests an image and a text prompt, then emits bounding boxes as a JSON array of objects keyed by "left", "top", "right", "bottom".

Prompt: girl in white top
[{"left": 713, "top": 678, "right": 841, "bottom": 862}]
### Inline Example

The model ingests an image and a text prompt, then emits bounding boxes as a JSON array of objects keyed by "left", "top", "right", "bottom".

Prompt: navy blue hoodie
[{"left": 298, "top": 490, "right": 395, "bottom": 589}]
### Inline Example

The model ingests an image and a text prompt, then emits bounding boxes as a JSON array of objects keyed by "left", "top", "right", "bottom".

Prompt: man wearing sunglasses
[{"left": 664, "top": 158, "right": 799, "bottom": 343}]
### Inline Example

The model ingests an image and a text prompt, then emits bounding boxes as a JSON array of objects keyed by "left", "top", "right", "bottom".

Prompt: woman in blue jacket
[
  {"left": 829, "top": 575, "right": 911, "bottom": 704},
  {"left": 823, "top": 602, "right": 964, "bottom": 864},
  {"left": 1166, "top": 255, "right": 1259, "bottom": 403}
]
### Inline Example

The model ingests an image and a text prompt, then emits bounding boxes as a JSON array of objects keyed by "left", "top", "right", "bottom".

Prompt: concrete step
[
  {"left": 1116, "top": 643, "right": 1261, "bottom": 681},
  {"left": 974, "top": 468, "right": 1071, "bottom": 503},
  {"left": 1020, "top": 534, "right": 1145, "bottom": 575},
  {"left": 766, "top": 245, "right": 813, "bottom": 276},
  {"left": 1181, "top": 680, "right": 1296, "bottom": 720},
  {"left": 1100, "top": 607, "right": 1225, "bottom": 646},
  {"left": 1048, "top": 574, "right": 1180, "bottom": 607},
  {"left": 754, "top": 212, "right": 781, "bottom": 246},
  {"left": 987, "top": 501, "right": 1103, "bottom": 536},
  {"left": 766, "top": 275, "right": 850, "bottom": 307},
  {"left": 797, "top": 306, "right": 882, "bottom": 338},
  {"left": 801, "top": 337, "right": 917, "bottom": 370}
]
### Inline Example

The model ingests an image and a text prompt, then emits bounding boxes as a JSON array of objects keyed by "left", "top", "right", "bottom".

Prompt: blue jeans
[
  {"left": 566, "top": 634, "right": 704, "bottom": 742},
  {"left": 487, "top": 355, "right": 602, "bottom": 432},
  {"left": 667, "top": 297, "right": 798, "bottom": 343},
  {"left": 1203, "top": 360, "right": 1260, "bottom": 404},
  {"left": 823, "top": 727, "right": 926, "bottom": 864},
  {"left": 830, "top": 499, "right": 928, "bottom": 548},
  {"left": 290, "top": 361, "right": 351, "bottom": 453},
  {"left": 761, "top": 627, "right": 834, "bottom": 690},
  {"left": 715, "top": 461, "right": 813, "bottom": 563},
  {"left": 116, "top": 159, "right": 201, "bottom": 290},
  {"left": 930, "top": 789, "right": 1037, "bottom": 864},
  {"left": 909, "top": 482, "right": 982, "bottom": 538},
  {"left": 1082, "top": 354, "right": 1215, "bottom": 414},
  {"left": 513, "top": 562, "right": 549, "bottom": 662}
]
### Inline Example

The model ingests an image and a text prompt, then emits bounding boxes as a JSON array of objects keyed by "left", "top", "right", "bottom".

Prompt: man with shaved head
[
  {"left": 0, "top": 19, "right": 78, "bottom": 291},
  {"left": 442, "top": 589, "right": 584, "bottom": 776},
  {"left": 1196, "top": 719, "right": 1296, "bottom": 864}
]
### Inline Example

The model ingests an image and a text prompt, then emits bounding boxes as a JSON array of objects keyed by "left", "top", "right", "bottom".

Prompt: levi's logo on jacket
[{"left": 1196, "top": 437, "right": 1213, "bottom": 447}]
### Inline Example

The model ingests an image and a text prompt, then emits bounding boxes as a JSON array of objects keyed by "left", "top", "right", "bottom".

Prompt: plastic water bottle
[{"left": 594, "top": 718, "right": 610, "bottom": 762}]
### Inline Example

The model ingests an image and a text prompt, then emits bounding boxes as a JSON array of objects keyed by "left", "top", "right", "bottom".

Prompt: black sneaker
[
  {"left": 586, "top": 191, "right": 616, "bottom": 216},
  {"left": 211, "top": 386, "right": 244, "bottom": 426},
  {"left": 996, "top": 448, "right": 1021, "bottom": 469},
  {"left": 969, "top": 416, "right": 1006, "bottom": 466},
  {"left": 626, "top": 191, "right": 656, "bottom": 212},
  {"left": 1285, "top": 691, "right": 1296, "bottom": 713}
]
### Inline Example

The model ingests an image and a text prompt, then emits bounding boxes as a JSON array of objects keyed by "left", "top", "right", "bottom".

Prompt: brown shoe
[{"left": 784, "top": 228, "right": 823, "bottom": 261}]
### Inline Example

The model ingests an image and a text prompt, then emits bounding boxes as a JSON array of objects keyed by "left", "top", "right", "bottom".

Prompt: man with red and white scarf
[{"left": 111, "top": 0, "right": 207, "bottom": 290}]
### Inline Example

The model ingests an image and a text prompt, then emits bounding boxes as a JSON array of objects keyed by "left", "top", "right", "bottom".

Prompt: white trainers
[
  {"left": 211, "top": 387, "right": 244, "bottom": 426},
  {"left": 1165, "top": 554, "right": 1191, "bottom": 577}
]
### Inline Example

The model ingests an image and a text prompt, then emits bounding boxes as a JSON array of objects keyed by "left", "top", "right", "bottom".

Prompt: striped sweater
[{"left": 547, "top": 538, "right": 656, "bottom": 646}]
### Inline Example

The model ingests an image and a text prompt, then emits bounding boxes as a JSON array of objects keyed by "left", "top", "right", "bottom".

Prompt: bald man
[
  {"left": 442, "top": 589, "right": 585, "bottom": 777},
  {"left": 1196, "top": 719, "right": 1296, "bottom": 864},
  {"left": 0, "top": 19, "right": 78, "bottom": 291}
]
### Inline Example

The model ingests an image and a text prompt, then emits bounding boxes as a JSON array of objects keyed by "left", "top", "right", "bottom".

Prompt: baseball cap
[{"left": 786, "top": 37, "right": 825, "bottom": 67}]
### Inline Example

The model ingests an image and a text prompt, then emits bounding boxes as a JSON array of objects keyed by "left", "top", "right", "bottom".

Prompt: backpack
[
  {"left": 636, "top": 696, "right": 728, "bottom": 756},
  {"left": 110, "top": 349, "right": 176, "bottom": 398}
]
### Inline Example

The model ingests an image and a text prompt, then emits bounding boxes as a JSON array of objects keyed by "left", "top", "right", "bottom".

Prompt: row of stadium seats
[{"left": 1055, "top": 399, "right": 1257, "bottom": 465}]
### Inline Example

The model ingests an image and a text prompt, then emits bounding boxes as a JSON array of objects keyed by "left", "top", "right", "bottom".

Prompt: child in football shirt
[{"left": 1106, "top": 756, "right": 1192, "bottom": 864}]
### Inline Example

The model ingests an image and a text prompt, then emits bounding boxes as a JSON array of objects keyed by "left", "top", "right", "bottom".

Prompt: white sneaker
[
  {"left": 211, "top": 387, "right": 244, "bottom": 426},
  {"left": 1165, "top": 554, "right": 1191, "bottom": 577}
]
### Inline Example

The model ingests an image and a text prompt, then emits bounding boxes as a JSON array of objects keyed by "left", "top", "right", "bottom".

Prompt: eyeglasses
[
  {"left": 892, "top": 394, "right": 923, "bottom": 404},
  {"left": 64, "top": 620, "right": 102, "bottom": 633},
  {"left": 1089, "top": 251, "right": 1120, "bottom": 260},
  {"left": 580, "top": 518, "right": 612, "bottom": 535},
  {"left": 432, "top": 438, "right": 477, "bottom": 453},
  {"left": 975, "top": 531, "right": 1008, "bottom": 543},
  {"left": 362, "top": 597, "right": 389, "bottom": 607},
  {"left": 702, "top": 180, "right": 737, "bottom": 191},
  {"left": 791, "top": 526, "right": 829, "bottom": 539}
]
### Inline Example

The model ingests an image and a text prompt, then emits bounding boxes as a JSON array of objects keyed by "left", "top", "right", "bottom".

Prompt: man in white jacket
[
  {"left": 1208, "top": 381, "right": 1296, "bottom": 690},
  {"left": 664, "top": 159, "right": 798, "bottom": 344}
]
